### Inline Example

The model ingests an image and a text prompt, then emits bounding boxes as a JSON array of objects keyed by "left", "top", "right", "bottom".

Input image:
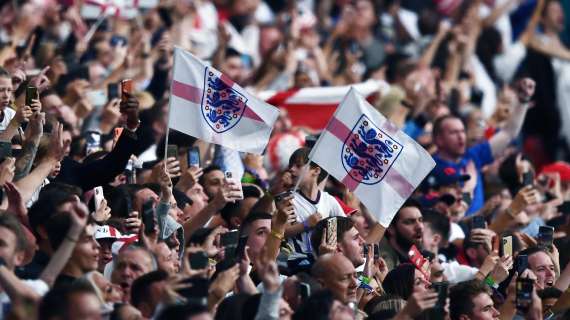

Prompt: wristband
[
  {"left": 65, "top": 235, "right": 79, "bottom": 243},
  {"left": 484, "top": 275, "right": 498, "bottom": 289},
  {"left": 359, "top": 275, "right": 370, "bottom": 285},
  {"left": 270, "top": 229, "right": 284, "bottom": 240}
]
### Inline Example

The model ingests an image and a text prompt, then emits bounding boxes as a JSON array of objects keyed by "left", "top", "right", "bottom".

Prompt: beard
[{"left": 395, "top": 230, "right": 421, "bottom": 252}]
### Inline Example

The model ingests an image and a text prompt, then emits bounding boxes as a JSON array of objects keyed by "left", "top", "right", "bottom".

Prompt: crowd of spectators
[{"left": 1, "top": 0, "right": 570, "bottom": 319}]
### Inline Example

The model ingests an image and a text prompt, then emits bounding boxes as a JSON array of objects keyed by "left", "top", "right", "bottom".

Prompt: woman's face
[
  {"left": 92, "top": 272, "right": 123, "bottom": 303},
  {"left": 413, "top": 269, "right": 430, "bottom": 293}
]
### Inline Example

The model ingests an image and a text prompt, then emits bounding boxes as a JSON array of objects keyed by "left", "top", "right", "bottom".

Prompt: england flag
[
  {"left": 309, "top": 88, "right": 435, "bottom": 227},
  {"left": 168, "top": 47, "right": 280, "bottom": 154}
]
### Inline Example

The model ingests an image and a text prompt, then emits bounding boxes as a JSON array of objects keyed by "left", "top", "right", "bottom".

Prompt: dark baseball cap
[{"left": 425, "top": 165, "right": 470, "bottom": 189}]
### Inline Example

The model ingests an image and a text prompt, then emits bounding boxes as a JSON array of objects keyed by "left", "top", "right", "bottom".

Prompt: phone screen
[
  {"left": 516, "top": 278, "right": 533, "bottom": 312},
  {"left": 538, "top": 226, "right": 554, "bottom": 248},
  {"left": 26, "top": 86, "right": 38, "bottom": 107},
  {"left": 188, "top": 251, "right": 209, "bottom": 270},
  {"left": 107, "top": 83, "right": 119, "bottom": 101},
  {"left": 188, "top": 147, "right": 200, "bottom": 167},
  {"left": 522, "top": 171, "right": 533, "bottom": 186},
  {"left": 472, "top": 216, "right": 486, "bottom": 229},
  {"left": 515, "top": 255, "right": 528, "bottom": 275},
  {"left": 167, "top": 145, "right": 178, "bottom": 159},
  {"left": 502, "top": 236, "right": 513, "bottom": 257},
  {"left": 220, "top": 230, "right": 240, "bottom": 247}
]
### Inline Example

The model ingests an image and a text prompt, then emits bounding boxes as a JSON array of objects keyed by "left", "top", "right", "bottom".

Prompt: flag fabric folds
[
  {"left": 309, "top": 88, "right": 436, "bottom": 227},
  {"left": 168, "top": 47, "right": 280, "bottom": 154}
]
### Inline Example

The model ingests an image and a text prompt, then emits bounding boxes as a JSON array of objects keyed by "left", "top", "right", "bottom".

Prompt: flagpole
[
  {"left": 292, "top": 87, "right": 356, "bottom": 193},
  {"left": 164, "top": 47, "right": 179, "bottom": 166},
  {"left": 83, "top": 13, "right": 107, "bottom": 45}
]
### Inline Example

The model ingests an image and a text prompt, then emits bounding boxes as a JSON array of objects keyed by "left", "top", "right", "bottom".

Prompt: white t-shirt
[
  {"left": 288, "top": 190, "right": 345, "bottom": 253},
  {"left": 0, "top": 279, "right": 48, "bottom": 318},
  {"left": 0, "top": 108, "right": 16, "bottom": 132}
]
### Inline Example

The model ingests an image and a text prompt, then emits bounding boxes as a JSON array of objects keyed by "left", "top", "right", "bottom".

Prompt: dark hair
[
  {"left": 242, "top": 293, "right": 262, "bottom": 320},
  {"left": 130, "top": 270, "right": 169, "bottom": 308},
  {"left": 239, "top": 211, "right": 272, "bottom": 236},
  {"left": 173, "top": 188, "right": 193, "bottom": 209},
  {"left": 288, "top": 148, "right": 328, "bottom": 183},
  {"left": 156, "top": 302, "right": 210, "bottom": 320},
  {"left": 422, "top": 209, "right": 450, "bottom": 243},
  {"left": 215, "top": 293, "right": 251, "bottom": 320},
  {"left": 220, "top": 185, "right": 263, "bottom": 226},
  {"left": 44, "top": 212, "right": 72, "bottom": 250},
  {"left": 293, "top": 289, "right": 336, "bottom": 320},
  {"left": 39, "top": 282, "right": 98, "bottom": 320},
  {"left": 310, "top": 217, "right": 355, "bottom": 256},
  {"left": 188, "top": 227, "right": 215, "bottom": 246},
  {"left": 518, "top": 246, "right": 549, "bottom": 260},
  {"left": 0, "top": 213, "right": 27, "bottom": 252},
  {"left": 382, "top": 263, "right": 416, "bottom": 300},
  {"left": 364, "top": 294, "right": 406, "bottom": 318},
  {"left": 449, "top": 280, "right": 491, "bottom": 320},
  {"left": 498, "top": 153, "right": 532, "bottom": 196},
  {"left": 392, "top": 198, "right": 422, "bottom": 224},
  {"left": 28, "top": 187, "right": 78, "bottom": 236},
  {"left": 199, "top": 165, "right": 223, "bottom": 186},
  {"left": 432, "top": 115, "right": 462, "bottom": 139}
]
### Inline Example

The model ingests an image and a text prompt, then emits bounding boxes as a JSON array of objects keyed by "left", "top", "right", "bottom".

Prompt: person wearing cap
[
  {"left": 94, "top": 225, "right": 124, "bottom": 273},
  {"left": 431, "top": 78, "right": 535, "bottom": 216}
]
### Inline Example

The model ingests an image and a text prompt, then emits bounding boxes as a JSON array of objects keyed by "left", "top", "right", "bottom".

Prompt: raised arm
[
  {"left": 489, "top": 78, "right": 535, "bottom": 158},
  {"left": 14, "top": 111, "right": 44, "bottom": 181}
]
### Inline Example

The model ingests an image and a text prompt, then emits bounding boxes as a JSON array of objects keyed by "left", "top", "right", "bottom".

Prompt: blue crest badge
[
  {"left": 201, "top": 68, "right": 248, "bottom": 133},
  {"left": 342, "top": 115, "right": 403, "bottom": 185}
]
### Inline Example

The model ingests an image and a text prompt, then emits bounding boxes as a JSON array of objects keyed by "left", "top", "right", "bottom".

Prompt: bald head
[{"left": 312, "top": 254, "right": 358, "bottom": 303}]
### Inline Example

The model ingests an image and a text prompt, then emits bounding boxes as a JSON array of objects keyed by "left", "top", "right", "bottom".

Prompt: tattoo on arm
[{"left": 14, "top": 142, "right": 38, "bottom": 181}]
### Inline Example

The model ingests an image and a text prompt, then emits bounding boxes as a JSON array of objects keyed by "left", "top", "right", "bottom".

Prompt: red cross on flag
[
  {"left": 309, "top": 88, "right": 435, "bottom": 227},
  {"left": 168, "top": 47, "right": 280, "bottom": 154}
]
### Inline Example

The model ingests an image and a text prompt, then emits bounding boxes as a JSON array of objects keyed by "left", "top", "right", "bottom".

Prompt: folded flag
[
  {"left": 168, "top": 47, "right": 280, "bottom": 154},
  {"left": 309, "top": 88, "right": 435, "bottom": 227}
]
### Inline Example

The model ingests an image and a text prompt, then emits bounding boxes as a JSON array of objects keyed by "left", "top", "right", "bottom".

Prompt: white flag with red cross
[
  {"left": 168, "top": 47, "right": 280, "bottom": 154},
  {"left": 309, "top": 88, "right": 435, "bottom": 227}
]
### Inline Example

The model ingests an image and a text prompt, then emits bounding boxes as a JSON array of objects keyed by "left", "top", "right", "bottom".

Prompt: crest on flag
[
  {"left": 342, "top": 115, "right": 403, "bottom": 185},
  {"left": 200, "top": 68, "right": 248, "bottom": 133}
]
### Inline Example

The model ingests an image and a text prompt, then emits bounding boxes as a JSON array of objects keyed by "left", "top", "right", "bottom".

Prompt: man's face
[
  {"left": 529, "top": 251, "right": 556, "bottom": 288},
  {"left": 111, "top": 249, "right": 155, "bottom": 300},
  {"left": 67, "top": 292, "right": 102, "bottom": 320},
  {"left": 41, "top": 93, "right": 64, "bottom": 114},
  {"left": 321, "top": 255, "right": 358, "bottom": 304},
  {"left": 392, "top": 206, "right": 424, "bottom": 249},
  {"left": 201, "top": 169, "right": 225, "bottom": 200},
  {"left": 0, "top": 226, "right": 22, "bottom": 270},
  {"left": 71, "top": 225, "right": 100, "bottom": 273},
  {"left": 338, "top": 227, "right": 365, "bottom": 267},
  {"left": 435, "top": 118, "right": 467, "bottom": 158},
  {"left": 246, "top": 219, "right": 271, "bottom": 259},
  {"left": 422, "top": 224, "right": 439, "bottom": 254},
  {"left": 289, "top": 162, "right": 318, "bottom": 188},
  {"left": 0, "top": 77, "right": 12, "bottom": 110},
  {"left": 468, "top": 292, "right": 500, "bottom": 320},
  {"left": 185, "top": 183, "right": 209, "bottom": 217},
  {"left": 221, "top": 56, "right": 244, "bottom": 83},
  {"left": 155, "top": 242, "right": 177, "bottom": 274}
]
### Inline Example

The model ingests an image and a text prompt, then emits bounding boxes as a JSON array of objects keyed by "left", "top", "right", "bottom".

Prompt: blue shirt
[{"left": 433, "top": 142, "right": 494, "bottom": 215}]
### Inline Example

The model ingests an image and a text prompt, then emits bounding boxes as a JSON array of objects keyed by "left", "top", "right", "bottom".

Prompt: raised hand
[
  {"left": 92, "top": 198, "right": 112, "bottom": 224},
  {"left": 0, "top": 158, "right": 16, "bottom": 185}
]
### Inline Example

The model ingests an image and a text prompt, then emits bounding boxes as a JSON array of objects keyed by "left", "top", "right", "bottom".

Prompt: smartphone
[
  {"left": 188, "top": 251, "right": 209, "bottom": 270},
  {"left": 236, "top": 235, "right": 248, "bottom": 260},
  {"left": 502, "top": 236, "right": 513, "bottom": 257},
  {"left": 85, "top": 131, "right": 101, "bottom": 155},
  {"left": 274, "top": 190, "right": 293, "bottom": 203},
  {"left": 299, "top": 282, "right": 311, "bottom": 300},
  {"left": 516, "top": 277, "right": 533, "bottom": 313},
  {"left": 142, "top": 199, "right": 155, "bottom": 235},
  {"left": 225, "top": 171, "right": 244, "bottom": 200},
  {"left": 431, "top": 281, "right": 448, "bottom": 310},
  {"left": 522, "top": 171, "right": 533, "bottom": 186},
  {"left": 472, "top": 216, "right": 486, "bottom": 229},
  {"left": 326, "top": 217, "right": 337, "bottom": 247},
  {"left": 120, "top": 79, "right": 133, "bottom": 102},
  {"left": 93, "top": 186, "right": 104, "bottom": 211},
  {"left": 409, "top": 245, "right": 430, "bottom": 279},
  {"left": 107, "top": 83, "right": 119, "bottom": 101},
  {"left": 364, "top": 244, "right": 380, "bottom": 260},
  {"left": 167, "top": 144, "right": 178, "bottom": 160},
  {"left": 187, "top": 146, "right": 200, "bottom": 167},
  {"left": 515, "top": 255, "right": 528, "bottom": 275},
  {"left": 220, "top": 230, "right": 240, "bottom": 247},
  {"left": 25, "top": 86, "right": 38, "bottom": 107},
  {"left": 538, "top": 226, "right": 555, "bottom": 249}
]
